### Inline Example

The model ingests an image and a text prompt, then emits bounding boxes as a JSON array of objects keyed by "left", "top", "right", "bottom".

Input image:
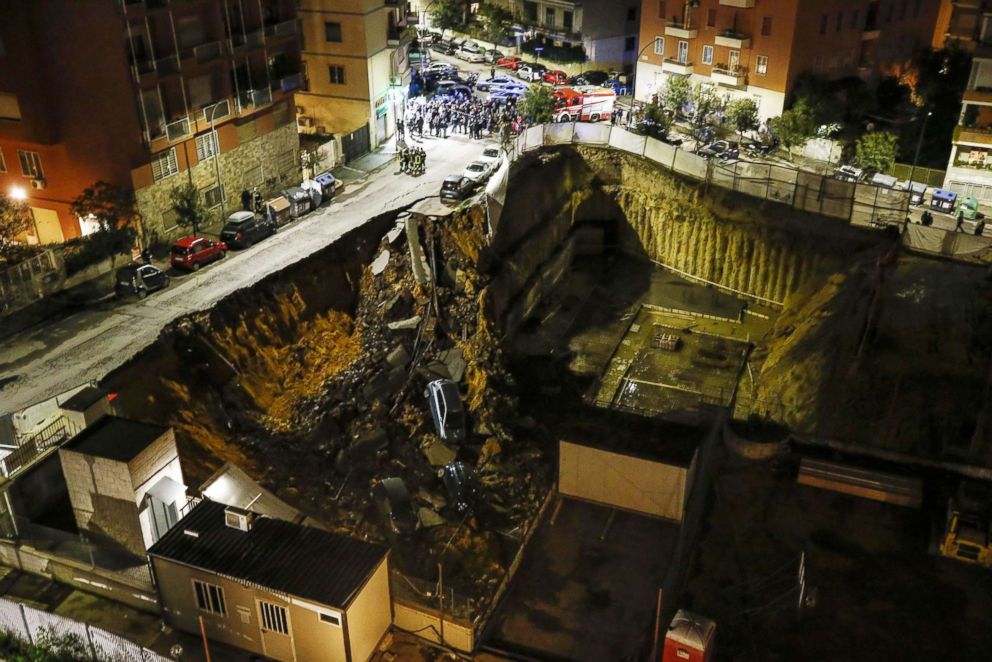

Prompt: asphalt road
[{"left": 0, "top": 134, "right": 489, "bottom": 417}]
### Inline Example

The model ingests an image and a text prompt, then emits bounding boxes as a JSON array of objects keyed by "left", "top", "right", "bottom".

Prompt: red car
[
  {"left": 170, "top": 236, "right": 227, "bottom": 271},
  {"left": 544, "top": 70, "right": 568, "bottom": 85},
  {"left": 496, "top": 54, "right": 524, "bottom": 70}
]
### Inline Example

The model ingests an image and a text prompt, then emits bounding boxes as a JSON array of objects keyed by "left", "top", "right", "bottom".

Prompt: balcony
[
  {"left": 165, "top": 116, "right": 191, "bottom": 141},
  {"left": 665, "top": 24, "right": 698, "bottom": 39},
  {"left": 719, "top": 0, "right": 755, "bottom": 7},
  {"left": 954, "top": 125, "right": 992, "bottom": 146},
  {"left": 265, "top": 19, "right": 298, "bottom": 39},
  {"left": 711, "top": 65, "right": 746, "bottom": 87},
  {"left": 714, "top": 30, "right": 751, "bottom": 49},
  {"left": 964, "top": 89, "right": 992, "bottom": 105},
  {"left": 155, "top": 54, "right": 181, "bottom": 76},
  {"left": 662, "top": 58, "right": 694, "bottom": 75},
  {"left": 237, "top": 87, "right": 273, "bottom": 114},
  {"left": 193, "top": 40, "right": 225, "bottom": 64},
  {"left": 276, "top": 72, "right": 307, "bottom": 93}
]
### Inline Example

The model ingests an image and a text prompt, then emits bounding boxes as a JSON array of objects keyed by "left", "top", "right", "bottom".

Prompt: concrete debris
[
  {"left": 387, "top": 315, "right": 421, "bottom": 330},
  {"left": 385, "top": 219, "right": 405, "bottom": 244},
  {"left": 422, "top": 440, "right": 457, "bottom": 466},
  {"left": 417, "top": 487, "right": 447, "bottom": 510},
  {"left": 417, "top": 361, "right": 451, "bottom": 381},
  {"left": 439, "top": 348, "right": 466, "bottom": 383},
  {"left": 405, "top": 216, "right": 431, "bottom": 285},
  {"left": 371, "top": 250, "right": 391, "bottom": 275},
  {"left": 386, "top": 344, "right": 411, "bottom": 369},
  {"left": 362, "top": 367, "right": 406, "bottom": 402},
  {"left": 418, "top": 507, "right": 446, "bottom": 528}
]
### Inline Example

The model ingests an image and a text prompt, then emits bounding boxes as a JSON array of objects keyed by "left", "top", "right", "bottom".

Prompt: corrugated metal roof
[{"left": 148, "top": 500, "right": 387, "bottom": 609}]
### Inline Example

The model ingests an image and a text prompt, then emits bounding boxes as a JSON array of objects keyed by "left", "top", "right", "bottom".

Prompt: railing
[
  {"left": 202, "top": 99, "right": 231, "bottom": 123},
  {"left": 237, "top": 87, "right": 272, "bottom": 113},
  {"left": 165, "top": 116, "right": 191, "bottom": 141},
  {"left": 193, "top": 39, "right": 224, "bottom": 63},
  {"left": 0, "top": 417, "right": 78, "bottom": 479},
  {"left": 277, "top": 72, "right": 306, "bottom": 92},
  {"left": 154, "top": 53, "right": 180, "bottom": 75},
  {"left": 265, "top": 19, "right": 297, "bottom": 37},
  {"left": 712, "top": 64, "right": 745, "bottom": 76}
]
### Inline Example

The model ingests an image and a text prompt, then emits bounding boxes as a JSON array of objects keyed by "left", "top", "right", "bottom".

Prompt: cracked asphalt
[{"left": 0, "top": 135, "right": 487, "bottom": 416}]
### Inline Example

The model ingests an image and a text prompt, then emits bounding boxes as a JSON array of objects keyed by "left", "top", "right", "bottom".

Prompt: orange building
[
  {"left": 635, "top": 0, "right": 942, "bottom": 121},
  {"left": 0, "top": 0, "right": 304, "bottom": 245}
]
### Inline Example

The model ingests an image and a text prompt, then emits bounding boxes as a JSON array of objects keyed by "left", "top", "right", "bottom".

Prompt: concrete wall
[
  {"left": 345, "top": 557, "right": 391, "bottom": 662},
  {"left": 558, "top": 440, "right": 692, "bottom": 521}
]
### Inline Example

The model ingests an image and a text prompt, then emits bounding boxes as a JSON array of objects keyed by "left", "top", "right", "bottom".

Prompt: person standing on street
[{"left": 956, "top": 210, "right": 965, "bottom": 232}]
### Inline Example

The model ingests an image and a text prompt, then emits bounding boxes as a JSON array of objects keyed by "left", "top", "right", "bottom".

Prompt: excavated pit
[{"left": 102, "top": 144, "right": 992, "bottom": 632}]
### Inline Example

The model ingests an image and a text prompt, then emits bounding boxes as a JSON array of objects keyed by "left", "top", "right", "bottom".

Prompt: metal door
[
  {"left": 342, "top": 123, "right": 371, "bottom": 162},
  {"left": 257, "top": 599, "right": 294, "bottom": 661}
]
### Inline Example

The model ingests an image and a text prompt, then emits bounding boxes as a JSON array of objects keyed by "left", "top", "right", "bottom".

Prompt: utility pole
[
  {"left": 905, "top": 109, "right": 932, "bottom": 227},
  {"left": 208, "top": 102, "right": 226, "bottom": 225}
]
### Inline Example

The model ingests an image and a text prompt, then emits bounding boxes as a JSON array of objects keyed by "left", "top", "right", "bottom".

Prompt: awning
[
  {"left": 267, "top": 196, "right": 290, "bottom": 212},
  {"left": 143, "top": 476, "right": 186, "bottom": 508}
]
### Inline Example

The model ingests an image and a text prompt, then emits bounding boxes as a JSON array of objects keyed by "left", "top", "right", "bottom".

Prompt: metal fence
[
  {"left": 490, "top": 124, "right": 992, "bottom": 263},
  {"left": 0, "top": 416, "right": 79, "bottom": 478},
  {"left": 0, "top": 596, "right": 171, "bottom": 661},
  {"left": 0, "top": 249, "right": 66, "bottom": 317},
  {"left": 390, "top": 569, "right": 473, "bottom": 621}
]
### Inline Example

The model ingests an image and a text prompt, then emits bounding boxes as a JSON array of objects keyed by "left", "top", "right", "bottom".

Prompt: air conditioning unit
[
  {"left": 30, "top": 178, "right": 46, "bottom": 190},
  {"left": 297, "top": 116, "right": 315, "bottom": 128},
  {"left": 224, "top": 506, "right": 255, "bottom": 532}
]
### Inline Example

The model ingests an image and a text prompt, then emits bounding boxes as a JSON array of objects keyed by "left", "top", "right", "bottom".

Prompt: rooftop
[
  {"left": 58, "top": 386, "right": 107, "bottom": 413},
  {"left": 148, "top": 500, "right": 388, "bottom": 609},
  {"left": 61, "top": 416, "right": 168, "bottom": 463}
]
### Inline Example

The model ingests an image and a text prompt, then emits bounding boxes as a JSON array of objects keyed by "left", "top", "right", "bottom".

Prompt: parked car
[
  {"left": 484, "top": 49, "right": 505, "bottom": 64},
  {"left": 543, "top": 69, "right": 569, "bottom": 85},
  {"left": 496, "top": 54, "right": 524, "bottom": 70},
  {"left": 743, "top": 137, "right": 778, "bottom": 156},
  {"left": 478, "top": 144, "right": 505, "bottom": 170},
  {"left": 219, "top": 211, "right": 275, "bottom": 249},
  {"left": 440, "top": 462, "right": 478, "bottom": 514},
  {"left": 424, "top": 378, "right": 467, "bottom": 442},
  {"left": 456, "top": 42, "right": 485, "bottom": 62},
  {"left": 490, "top": 86, "right": 526, "bottom": 101},
  {"left": 571, "top": 70, "right": 610, "bottom": 86},
  {"left": 517, "top": 63, "right": 546, "bottom": 81},
  {"left": 440, "top": 175, "right": 478, "bottom": 204},
  {"left": 169, "top": 236, "right": 227, "bottom": 272},
  {"left": 430, "top": 40, "right": 455, "bottom": 55},
  {"left": 476, "top": 74, "right": 518, "bottom": 91},
  {"left": 115, "top": 263, "right": 169, "bottom": 299},
  {"left": 697, "top": 140, "right": 738, "bottom": 160},
  {"left": 425, "top": 61, "right": 457, "bottom": 75},
  {"left": 434, "top": 81, "right": 473, "bottom": 99},
  {"left": 463, "top": 160, "right": 492, "bottom": 184},
  {"left": 371, "top": 477, "right": 420, "bottom": 536},
  {"left": 833, "top": 165, "right": 864, "bottom": 183}
]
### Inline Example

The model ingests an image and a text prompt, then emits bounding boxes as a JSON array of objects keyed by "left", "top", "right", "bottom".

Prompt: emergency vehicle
[{"left": 552, "top": 86, "right": 616, "bottom": 123}]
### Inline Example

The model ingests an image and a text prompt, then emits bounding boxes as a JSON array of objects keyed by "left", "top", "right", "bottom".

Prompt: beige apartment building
[{"left": 296, "top": 0, "right": 411, "bottom": 160}]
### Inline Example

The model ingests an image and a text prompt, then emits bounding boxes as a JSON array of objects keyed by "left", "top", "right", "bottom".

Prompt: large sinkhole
[{"left": 102, "top": 145, "right": 992, "bottom": 621}]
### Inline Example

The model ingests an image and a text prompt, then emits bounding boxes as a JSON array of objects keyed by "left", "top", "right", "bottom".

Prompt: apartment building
[
  {"left": 0, "top": 0, "right": 304, "bottom": 244},
  {"left": 635, "top": 0, "right": 942, "bottom": 121},
  {"left": 943, "top": 2, "right": 992, "bottom": 204},
  {"left": 295, "top": 0, "right": 412, "bottom": 159},
  {"left": 934, "top": 0, "right": 992, "bottom": 48}
]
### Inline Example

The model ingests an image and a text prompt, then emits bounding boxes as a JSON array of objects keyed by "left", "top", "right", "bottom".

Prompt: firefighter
[{"left": 400, "top": 147, "right": 408, "bottom": 174}]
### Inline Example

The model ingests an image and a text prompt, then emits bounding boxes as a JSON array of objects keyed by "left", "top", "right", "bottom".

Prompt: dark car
[
  {"left": 697, "top": 140, "right": 738, "bottom": 160},
  {"left": 219, "top": 211, "right": 275, "bottom": 249},
  {"left": 434, "top": 81, "right": 473, "bottom": 99},
  {"left": 440, "top": 462, "right": 478, "bottom": 514},
  {"left": 115, "top": 263, "right": 169, "bottom": 299},
  {"left": 571, "top": 70, "right": 610, "bottom": 86},
  {"left": 424, "top": 378, "right": 467, "bottom": 442},
  {"left": 440, "top": 176, "right": 478, "bottom": 204},
  {"left": 169, "top": 236, "right": 227, "bottom": 271},
  {"left": 430, "top": 40, "right": 455, "bottom": 55},
  {"left": 371, "top": 477, "right": 420, "bottom": 536}
]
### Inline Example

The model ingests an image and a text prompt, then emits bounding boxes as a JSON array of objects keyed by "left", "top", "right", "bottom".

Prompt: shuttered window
[
  {"left": 151, "top": 148, "right": 178, "bottom": 181},
  {"left": 259, "top": 601, "right": 289, "bottom": 634}
]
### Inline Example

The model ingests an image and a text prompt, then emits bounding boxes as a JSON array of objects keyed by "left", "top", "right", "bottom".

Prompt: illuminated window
[
  {"left": 756, "top": 55, "right": 768, "bottom": 75},
  {"left": 654, "top": 36, "right": 665, "bottom": 55},
  {"left": 702, "top": 45, "right": 713, "bottom": 65},
  {"left": 192, "top": 580, "right": 227, "bottom": 616}
]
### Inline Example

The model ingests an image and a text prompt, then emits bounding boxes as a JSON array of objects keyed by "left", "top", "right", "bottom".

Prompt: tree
[
  {"left": 429, "top": 0, "right": 467, "bottom": 32},
  {"left": 70, "top": 181, "right": 144, "bottom": 241},
  {"left": 768, "top": 97, "right": 818, "bottom": 160},
  {"left": 299, "top": 144, "right": 327, "bottom": 180},
  {"left": 477, "top": 3, "right": 512, "bottom": 45},
  {"left": 855, "top": 131, "right": 899, "bottom": 174},
  {"left": 726, "top": 97, "right": 760, "bottom": 142},
  {"left": 0, "top": 193, "right": 30, "bottom": 264},
  {"left": 637, "top": 103, "right": 672, "bottom": 139},
  {"left": 518, "top": 85, "right": 556, "bottom": 125},
  {"left": 170, "top": 183, "right": 210, "bottom": 235},
  {"left": 688, "top": 82, "right": 724, "bottom": 141},
  {"left": 660, "top": 75, "right": 691, "bottom": 116}
]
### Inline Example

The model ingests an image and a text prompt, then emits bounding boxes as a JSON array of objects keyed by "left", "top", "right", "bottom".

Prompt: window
[
  {"left": 707, "top": 9, "right": 715, "bottom": 28},
  {"left": 626, "top": 7, "right": 637, "bottom": 22},
  {"left": 162, "top": 208, "right": 179, "bottom": 231},
  {"left": 545, "top": 7, "right": 555, "bottom": 25},
  {"left": 654, "top": 36, "right": 665, "bottom": 55},
  {"left": 836, "top": 12, "right": 843, "bottom": 32},
  {"left": 151, "top": 148, "right": 178, "bottom": 181},
  {"left": 259, "top": 601, "right": 289, "bottom": 635},
  {"left": 17, "top": 150, "right": 42, "bottom": 178},
  {"left": 756, "top": 55, "right": 768, "bottom": 76},
  {"left": 0, "top": 149, "right": 5, "bottom": 173},
  {"left": 820, "top": 14, "right": 827, "bottom": 35},
  {"left": 0, "top": 92, "right": 20, "bottom": 120},
  {"left": 658, "top": 0, "right": 665, "bottom": 20},
  {"left": 329, "top": 65, "right": 346, "bottom": 84},
  {"left": 324, "top": 22, "right": 342, "bottom": 42},
  {"left": 193, "top": 580, "right": 227, "bottom": 616},
  {"left": 195, "top": 132, "right": 218, "bottom": 160},
  {"left": 761, "top": 17, "right": 772, "bottom": 36},
  {"left": 702, "top": 45, "right": 713, "bottom": 65},
  {"left": 563, "top": 11, "right": 573, "bottom": 30},
  {"left": 677, "top": 40, "right": 688, "bottom": 63},
  {"left": 204, "top": 184, "right": 225, "bottom": 208},
  {"left": 625, "top": 36, "right": 636, "bottom": 51},
  {"left": 319, "top": 612, "right": 341, "bottom": 626},
  {"left": 851, "top": 10, "right": 860, "bottom": 29}
]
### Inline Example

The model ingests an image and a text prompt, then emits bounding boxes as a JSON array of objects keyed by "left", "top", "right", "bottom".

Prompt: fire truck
[{"left": 552, "top": 86, "right": 616, "bottom": 123}]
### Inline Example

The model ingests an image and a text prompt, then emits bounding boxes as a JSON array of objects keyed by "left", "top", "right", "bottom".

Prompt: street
[{"left": 0, "top": 133, "right": 489, "bottom": 417}]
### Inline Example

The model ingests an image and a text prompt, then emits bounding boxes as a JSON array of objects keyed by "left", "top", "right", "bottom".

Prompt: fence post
[
  {"left": 19, "top": 603, "right": 32, "bottom": 645},
  {"left": 84, "top": 625, "right": 99, "bottom": 661}
]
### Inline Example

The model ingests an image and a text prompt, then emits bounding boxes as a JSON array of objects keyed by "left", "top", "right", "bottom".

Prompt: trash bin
[
  {"left": 281, "top": 187, "right": 312, "bottom": 219},
  {"left": 265, "top": 196, "right": 292, "bottom": 225},
  {"left": 930, "top": 188, "right": 957, "bottom": 212},
  {"left": 314, "top": 171, "right": 343, "bottom": 202}
]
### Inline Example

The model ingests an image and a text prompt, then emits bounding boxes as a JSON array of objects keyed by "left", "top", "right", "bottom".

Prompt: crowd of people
[{"left": 402, "top": 94, "right": 524, "bottom": 143}]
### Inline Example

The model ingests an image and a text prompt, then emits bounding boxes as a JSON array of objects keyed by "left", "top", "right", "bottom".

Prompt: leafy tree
[
  {"left": 726, "top": 97, "right": 760, "bottom": 142},
  {"left": 768, "top": 97, "right": 818, "bottom": 160},
  {"left": 636, "top": 103, "right": 672, "bottom": 139},
  {"left": 0, "top": 193, "right": 31, "bottom": 264},
  {"left": 477, "top": 3, "right": 512, "bottom": 45},
  {"left": 429, "top": 0, "right": 467, "bottom": 32},
  {"left": 170, "top": 183, "right": 210, "bottom": 235},
  {"left": 70, "top": 181, "right": 144, "bottom": 241},
  {"left": 689, "top": 82, "right": 724, "bottom": 141},
  {"left": 855, "top": 131, "right": 899, "bottom": 174},
  {"left": 660, "top": 75, "right": 691, "bottom": 116},
  {"left": 518, "top": 85, "right": 556, "bottom": 124}
]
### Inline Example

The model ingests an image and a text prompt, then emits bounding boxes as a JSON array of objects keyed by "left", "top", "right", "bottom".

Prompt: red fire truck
[{"left": 552, "top": 86, "right": 616, "bottom": 123}]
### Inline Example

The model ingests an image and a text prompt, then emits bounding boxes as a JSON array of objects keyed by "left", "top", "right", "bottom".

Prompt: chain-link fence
[
  {"left": 390, "top": 569, "right": 474, "bottom": 621},
  {"left": 0, "top": 596, "right": 171, "bottom": 661}
]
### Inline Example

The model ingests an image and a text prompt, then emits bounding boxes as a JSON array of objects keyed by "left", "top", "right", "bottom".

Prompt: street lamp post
[
  {"left": 207, "top": 102, "right": 226, "bottom": 225},
  {"left": 906, "top": 108, "right": 932, "bottom": 222}
]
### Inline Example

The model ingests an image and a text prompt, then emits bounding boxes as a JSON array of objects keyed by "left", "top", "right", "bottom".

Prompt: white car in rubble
[
  {"left": 478, "top": 145, "right": 505, "bottom": 171},
  {"left": 463, "top": 160, "right": 493, "bottom": 184}
]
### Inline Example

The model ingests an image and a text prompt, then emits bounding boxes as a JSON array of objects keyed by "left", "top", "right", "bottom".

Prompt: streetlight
[
  {"left": 906, "top": 108, "right": 932, "bottom": 220},
  {"left": 206, "top": 102, "right": 226, "bottom": 225},
  {"left": 9, "top": 186, "right": 27, "bottom": 201}
]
